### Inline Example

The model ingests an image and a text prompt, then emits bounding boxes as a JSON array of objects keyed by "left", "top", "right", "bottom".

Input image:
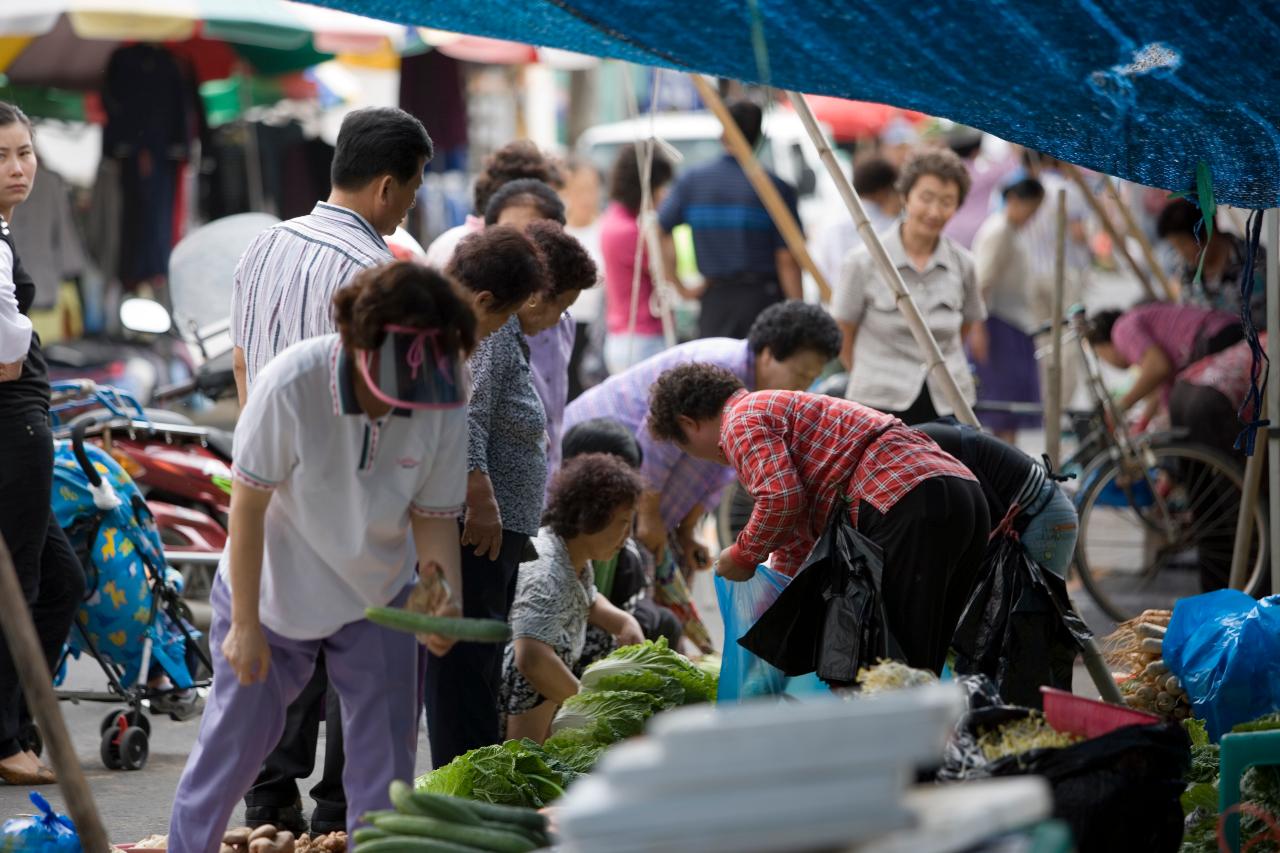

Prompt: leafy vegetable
[
  {"left": 1181, "top": 781, "right": 1218, "bottom": 817},
  {"left": 579, "top": 637, "right": 717, "bottom": 706},
  {"left": 541, "top": 739, "right": 605, "bottom": 777},
  {"left": 546, "top": 690, "right": 664, "bottom": 748},
  {"left": 1185, "top": 717, "right": 1210, "bottom": 749},
  {"left": 1233, "top": 712, "right": 1280, "bottom": 734},
  {"left": 416, "top": 739, "right": 565, "bottom": 808}
]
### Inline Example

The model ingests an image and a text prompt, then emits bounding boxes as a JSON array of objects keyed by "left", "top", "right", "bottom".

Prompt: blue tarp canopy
[{"left": 305, "top": 0, "right": 1280, "bottom": 210}]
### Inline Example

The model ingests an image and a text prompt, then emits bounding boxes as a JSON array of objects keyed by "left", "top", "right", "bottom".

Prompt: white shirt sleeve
[
  {"left": 831, "top": 247, "right": 869, "bottom": 325},
  {"left": 0, "top": 241, "right": 33, "bottom": 363},
  {"left": 412, "top": 408, "right": 468, "bottom": 518},
  {"left": 230, "top": 368, "right": 300, "bottom": 490}
]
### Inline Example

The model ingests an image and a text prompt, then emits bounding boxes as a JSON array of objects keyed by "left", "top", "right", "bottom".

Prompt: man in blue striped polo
[
  {"left": 657, "top": 99, "right": 803, "bottom": 340},
  {"left": 228, "top": 106, "right": 433, "bottom": 835}
]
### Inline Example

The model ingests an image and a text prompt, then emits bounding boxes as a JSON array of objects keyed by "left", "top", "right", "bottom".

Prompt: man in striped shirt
[
  {"left": 228, "top": 106, "right": 434, "bottom": 836},
  {"left": 231, "top": 107, "right": 433, "bottom": 401}
]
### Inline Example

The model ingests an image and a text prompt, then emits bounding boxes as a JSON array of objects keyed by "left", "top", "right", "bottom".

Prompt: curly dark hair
[
  {"left": 562, "top": 418, "right": 643, "bottom": 469},
  {"left": 897, "top": 148, "right": 971, "bottom": 206},
  {"left": 1156, "top": 198, "right": 1206, "bottom": 239},
  {"left": 524, "top": 221, "right": 598, "bottom": 297},
  {"left": 646, "top": 363, "right": 745, "bottom": 443},
  {"left": 483, "top": 178, "right": 566, "bottom": 226},
  {"left": 332, "top": 261, "right": 476, "bottom": 356},
  {"left": 608, "top": 145, "right": 674, "bottom": 216},
  {"left": 472, "top": 141, "right": 552, "bottom": 215},
  {"left": 446, "top": 226, "right": 548, "bottom": 314},
  {"left": 543, "top": 453, "right": 643, "bottom": 540},
  {"left": 1085, "top": 309, "right": 1123, "bottom": 346},
  {"left": 747, "top": 301, "right": 841, "bottom": 361}
]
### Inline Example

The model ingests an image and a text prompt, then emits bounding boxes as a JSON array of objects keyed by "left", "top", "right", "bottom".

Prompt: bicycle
[{"left": 714, "top": 304, "right": 1269, "bottom": 624}]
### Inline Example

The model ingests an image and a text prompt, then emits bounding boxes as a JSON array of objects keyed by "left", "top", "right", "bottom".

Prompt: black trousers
[
  {"left": 857, "top": 476, "right": 991, "bottom": 674},
  {"left": 698, "top": 274, "right": 783, "bottom": 340},
  {"left": 886, "top": 386, "right": 941, "bottom": 427},
  {"left": 0, "top": 410, "right": 85, "bottom": 760},
  {"left": 1168, "top": 381, "right": 1241, "bottom": 592},
  {"left": 425, "top": 528, "right": 530, "bottom": 768},
  {"left": 244, "top": 650, "right": 346, "bottom": 825}
]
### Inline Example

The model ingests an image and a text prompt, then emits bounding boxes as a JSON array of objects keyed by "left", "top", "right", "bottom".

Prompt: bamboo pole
[
  {"left": 1102, "top": 177, "right": 1179, "bottom": 301},
  {"left": 1061, "top": 164, "right": 1157, "bottom": 301},
  {"left": 1230, "top": 421, "right": 1266, "bottom": 591},
  {"left": 0, "top": 535, "right": 110, "bottom": 852},
  {"left": 785, "top": 89, "right": 979, "bottom": 426},
  {"left": 1045, "top": 189, "right": 1067, "bottom": 470},
  {"left": 689, "top": 75, "right": 832, "bottom": 303}
]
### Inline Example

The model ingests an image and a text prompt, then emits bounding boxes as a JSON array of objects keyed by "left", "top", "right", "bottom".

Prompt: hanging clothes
[
  {"left": 10, "top": 168, "right": 86, "bottom": 311},
  {"left": 101, "top": 44, "right": 192, "bottom": 286}
]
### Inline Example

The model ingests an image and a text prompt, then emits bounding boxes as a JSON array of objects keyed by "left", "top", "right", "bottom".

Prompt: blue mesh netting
[{"left": 306, "top": 0, "right": 1280, "bottom": 209}]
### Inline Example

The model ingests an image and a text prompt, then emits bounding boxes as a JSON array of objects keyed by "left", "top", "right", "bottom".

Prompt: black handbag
[{"left": 739, "top": 497, "right": 901, "bottom": 686}]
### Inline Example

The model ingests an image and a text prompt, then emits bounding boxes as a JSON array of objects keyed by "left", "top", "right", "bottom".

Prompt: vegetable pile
[
  {"left": 358, "top": 780, "right": 551, "bottom": 852},
  {"left": 855, "top": 660, "right": 938, "bottom": 695},
  {"left": 1104, "top": 609, "right": 1192, "bottom": 720},
  {"left": 417, "top": 639, "right": 716, "bottom": 809},
  {"left": 1179, "top": 716, "right": 1280, "bottom": 853},
  {"left": 975, "top": 712, "right": 1082, "bottom": 762}
]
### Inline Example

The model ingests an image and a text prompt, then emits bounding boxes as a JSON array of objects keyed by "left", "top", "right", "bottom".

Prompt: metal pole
[
  {"left": 786, "top": 89, "right": 979, "bottom": 426},
  {"left": 1102, "top": 178, "right": 1179, "bottom": 301},
  {"left": 1045, "top": 189, "right": 1067, "bottom": 470},
  {"left": 1061, "top": 164, "right": 1157, "bottom": 301},
  {"left": 1268, "top": 208, "right": 1280, "bottom": 596},
  {"left": 0, "top": 536, "right": 111, "bottom": 852},
  {"left": 690, "top": 75, "right": 832, "bottom": 303}
]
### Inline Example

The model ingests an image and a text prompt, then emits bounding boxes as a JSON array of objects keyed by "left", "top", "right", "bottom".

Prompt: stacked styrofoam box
[{"left": 555, "top": 683, "right": 966, "bottom": 853}]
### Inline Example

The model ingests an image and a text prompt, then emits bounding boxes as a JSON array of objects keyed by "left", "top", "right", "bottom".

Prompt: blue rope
[{"left": 1234, "top": 209, "right": 1269, "bottom": 456}]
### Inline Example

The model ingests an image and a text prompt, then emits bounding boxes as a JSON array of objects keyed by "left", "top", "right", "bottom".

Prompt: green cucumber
[
  {"left": 403, "top": 788, "right": 481, "bottom": 825},
  {"left": 371, "top": 813, "right": 537, "bottom": 853},
  {"left": 355, "top": 838, "right": 490, "bottom": 853},
  {"left": 365, "top": 607, "right": 512, "bottom": 643},
  {"left": 459, "top": 800, "right": 548, "bottom": 832},
  {"left": 353, "top": 826, "right": 393, "bottom": 843},
  {"left": 363, "top": 809, "right": 400, "bottom": 822}
]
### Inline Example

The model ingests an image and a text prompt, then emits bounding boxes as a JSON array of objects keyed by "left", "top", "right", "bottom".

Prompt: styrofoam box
[
  {"left": 596, "top": 732, "right": 917, "bottom": 794},
  {"left": 558, "top": 771, "right": 912, "bottom": 853},
  {"left": 632, "top": 683, "right": 963, "bottom": 775}
]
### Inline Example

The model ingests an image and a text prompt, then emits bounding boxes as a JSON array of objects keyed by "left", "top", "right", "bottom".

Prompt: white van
[{"left": 575, "top": 109, "right": 849, "bottom": 240}]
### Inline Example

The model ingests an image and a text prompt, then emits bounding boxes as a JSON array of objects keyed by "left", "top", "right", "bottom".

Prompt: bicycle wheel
[
  {"left": 1073, "top": 441, "right": 1268, "bottom": 624},
  {"left": 715, "top": 480, "right": 756, "bottom": 548}
]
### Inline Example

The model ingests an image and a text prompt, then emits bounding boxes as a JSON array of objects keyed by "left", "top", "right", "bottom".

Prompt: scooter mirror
[{"left": 120, "top": 298, "right": 172, "bottom": 335}]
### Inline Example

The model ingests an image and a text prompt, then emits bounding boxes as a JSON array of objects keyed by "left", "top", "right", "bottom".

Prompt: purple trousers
[{"left": 168, "top": 576, "right": 418, "bottom": 852}]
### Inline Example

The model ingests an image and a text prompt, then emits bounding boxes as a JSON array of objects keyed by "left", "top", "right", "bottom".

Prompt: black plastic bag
[
  {"left": 739, "top": 502, "right": 899, "bottom": 685},
  {"left": 951, "top": 532, "right": 1093, "bottom": 709},
  {"left": 941, "top": 707, "right": 1190, "bottom": 853}
]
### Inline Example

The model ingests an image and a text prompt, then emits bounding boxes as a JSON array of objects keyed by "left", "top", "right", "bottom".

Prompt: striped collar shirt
[{"left": 231, "top": 202, "right": 391, "bottom": 389}]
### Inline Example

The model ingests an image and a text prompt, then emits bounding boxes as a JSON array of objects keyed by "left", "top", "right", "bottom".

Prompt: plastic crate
[{"left": 1040, "top": 686, "right": 1159, "bottom": 739}]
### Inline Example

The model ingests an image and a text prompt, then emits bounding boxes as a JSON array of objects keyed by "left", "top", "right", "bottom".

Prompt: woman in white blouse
[{"left": 832, "top": 148, "right": 988, "bottom": 424}]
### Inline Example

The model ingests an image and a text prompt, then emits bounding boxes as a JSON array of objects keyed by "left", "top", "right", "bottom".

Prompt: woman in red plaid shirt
[{"left": 647, "top": 363, "right": 991, "bottom": 673}]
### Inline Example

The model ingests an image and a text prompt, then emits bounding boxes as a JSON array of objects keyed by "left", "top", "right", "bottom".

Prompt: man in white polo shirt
[{"left": 228, "top": 106, "right": 433, "bottom": 835}]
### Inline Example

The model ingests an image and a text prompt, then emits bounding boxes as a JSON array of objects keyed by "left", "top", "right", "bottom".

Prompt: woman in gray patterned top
[
  {"left": 426, "top": 226, "right": 550, "bottom": 768},
  {"left": 502, "top": 454, "right": 645, "bottom": 744}
]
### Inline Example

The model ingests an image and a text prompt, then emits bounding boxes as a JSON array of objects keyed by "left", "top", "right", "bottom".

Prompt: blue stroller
[{"left": 50, "top": 418, "right": 212, "bottom": 771}]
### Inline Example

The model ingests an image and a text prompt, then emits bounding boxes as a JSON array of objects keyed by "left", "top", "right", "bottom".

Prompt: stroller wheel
[
  {"left": 100, "top": 708, "right": 151, "bottom": 737},
  {"left": 100, "top": 728, "right": 124, "bottom": 771},
  {"left": 119, "top": 727, "right": 148, "bottom": 771}
]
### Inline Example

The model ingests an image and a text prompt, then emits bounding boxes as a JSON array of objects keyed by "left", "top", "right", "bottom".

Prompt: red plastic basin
[{"left": 1041, "top": 686, "right": 1160, "bottom": 740}]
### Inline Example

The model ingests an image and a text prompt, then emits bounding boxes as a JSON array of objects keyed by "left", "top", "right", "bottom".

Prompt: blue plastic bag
[
  {"left": 714, "top": 565, "right": 827, "bottom": 701},
  {"left": 1, "top": 792, "right": 81, "bottom": 852},
  {"left": 1163, "top": 589, "right": 1280, "bottom": 741}
]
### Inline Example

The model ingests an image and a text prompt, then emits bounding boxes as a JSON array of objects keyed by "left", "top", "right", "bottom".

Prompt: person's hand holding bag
[{"left": 714, "top": 546, "right": 757, "bottom": 582}]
